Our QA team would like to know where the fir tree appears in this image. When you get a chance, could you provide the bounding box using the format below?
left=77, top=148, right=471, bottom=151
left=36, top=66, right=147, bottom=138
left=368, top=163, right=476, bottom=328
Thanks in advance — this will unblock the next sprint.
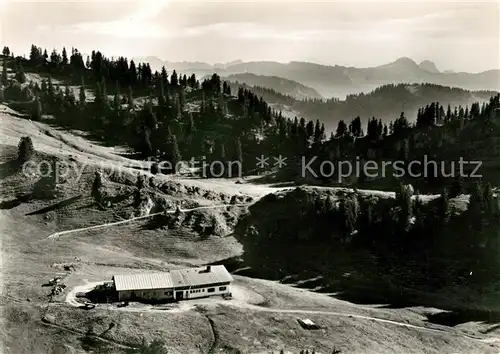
left=185, top=112, right=196, bottom=146
left=64, top=85, right=76, bottom=106
left=151, top=162, right=159, bottom=175
left=166, top=134, right=181, bottom=174
left=113, top=82, right=121, bottom=110
left=1, top=60, right=7, bottom=86
left=396, top=181, right=413, bottom=234
left=235, top=137, right=243, bottom=163
left=449, top=176, right=464, bottom=198
left=127, top=86, right=134, bottom=108
left=91, top=171, right=103, bottom=203
left=136, top=173, right=146, bottom=190
left=17, top=136, right=35, bottom=163
left=438, top=187, right=450, bottom=224
left=62, top=47, right=68, bottom=66
left=483, top=183, right=495, bottom=217
left=340, top=194, right=359, bottom=237
left=336, top=120, right=347, bottom=137
left=15, top=62, right=26, bottom=83
left=32, top=95, right=42, bottom=121
left=79, top=77, right=86, bottom=106
left=144, top=101, right=157, bottom=129
left=170, top=70, right=178, bottom=86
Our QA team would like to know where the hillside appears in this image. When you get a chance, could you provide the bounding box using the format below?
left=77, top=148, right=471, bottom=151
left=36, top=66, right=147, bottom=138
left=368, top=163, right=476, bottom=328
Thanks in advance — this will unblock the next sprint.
left=2, top=44, right=500, bottom=353
left=229, top=82, right=497, bottom=132
left=221, top=73, right=322, bottom=100
left=2, top=103, right=500, bottom=354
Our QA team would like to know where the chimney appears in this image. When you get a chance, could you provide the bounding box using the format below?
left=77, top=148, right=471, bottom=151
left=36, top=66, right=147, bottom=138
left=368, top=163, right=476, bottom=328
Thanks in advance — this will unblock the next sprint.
left=206, top=265, right=211, bottom=272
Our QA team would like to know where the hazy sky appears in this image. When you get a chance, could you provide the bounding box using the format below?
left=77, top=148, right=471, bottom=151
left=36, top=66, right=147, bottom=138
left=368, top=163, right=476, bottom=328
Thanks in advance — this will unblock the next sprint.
left=1, top=0, right=499, bottom=72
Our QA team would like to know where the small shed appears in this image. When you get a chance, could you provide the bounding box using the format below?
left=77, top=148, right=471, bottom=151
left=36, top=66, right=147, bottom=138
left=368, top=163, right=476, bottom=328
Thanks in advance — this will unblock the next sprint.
left=297, top=318, right=320, bottom=330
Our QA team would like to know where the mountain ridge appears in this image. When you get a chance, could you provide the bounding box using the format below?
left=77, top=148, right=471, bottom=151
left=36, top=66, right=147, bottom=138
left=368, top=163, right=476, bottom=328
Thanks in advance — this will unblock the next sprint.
left=219, top=73, right=323, bottom=100
left=133, top=56, right=499, bottom=99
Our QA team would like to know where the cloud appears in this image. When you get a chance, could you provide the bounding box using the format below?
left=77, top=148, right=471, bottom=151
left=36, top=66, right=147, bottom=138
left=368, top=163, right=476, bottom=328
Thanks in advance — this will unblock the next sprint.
left=2, top=0, right=498, bottom=72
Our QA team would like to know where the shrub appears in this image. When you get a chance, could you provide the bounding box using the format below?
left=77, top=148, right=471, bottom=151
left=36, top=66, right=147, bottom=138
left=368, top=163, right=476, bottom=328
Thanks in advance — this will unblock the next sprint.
left=17, top=136, right=34, bottom=163
left=32, top=96, right=42, bottom=120
left=151, top=162, right=159, bottom=175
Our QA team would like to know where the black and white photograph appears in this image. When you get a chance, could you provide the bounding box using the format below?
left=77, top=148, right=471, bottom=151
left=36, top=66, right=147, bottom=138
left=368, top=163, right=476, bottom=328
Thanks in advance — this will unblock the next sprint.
left=0, top=0, right=499, bottom=353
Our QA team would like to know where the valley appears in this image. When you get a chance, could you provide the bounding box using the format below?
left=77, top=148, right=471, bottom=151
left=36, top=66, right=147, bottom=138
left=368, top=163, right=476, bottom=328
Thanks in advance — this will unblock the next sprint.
left=1, top=88, right=499, bottom=353
left=1, top=15, right=500, bottom=353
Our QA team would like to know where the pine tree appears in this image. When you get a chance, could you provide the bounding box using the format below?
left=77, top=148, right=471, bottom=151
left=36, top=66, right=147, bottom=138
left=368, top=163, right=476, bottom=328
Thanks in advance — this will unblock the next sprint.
left=91, top=171, right=103, bottom=203
left=175, top=95, right=182, bottom=119
left=64, top=85, right=76, bottom=106
left=47, top=77, right=54, bottom=98
left=127, top=86, right=134, bottom=108
left=129, top=60, right=137, bottom=86
left=136, top=173, right=146, bottom=190
left=160, top=66, right=168, bottom=86
left=438, top=187, right=450, bottom=224
left=340, top=194, right=359, bottom=237
left=151, top=162, right=159, bottom=175
left=17, top=136, right=35, bottom=163
left=396, top=181, right=413, bottom=234
left=235, top=137, right=243, bottom=163
left=468, top=180, right=489, bottom=233
left=144, top=101, right=157, bottom=129
left=142, top=128, right=153, bottom=157
left=449, top=176, right=464, bottom=198
left=1, top=60, right=7, bottom=86
left=185, top=112, right=196, bottom=146
left=483, top=183, right=495, bottom=217
left=468, top=181, right=484, bottom=216
left=170, top=70, right=178, bottom=86
left=113, top=82, right=121, bottom=110
left=62, top=47, right=68, bottom=66
left=166, top=134, right=181, bottom=173
left=32, top=95, right=42, bottom=121
left=79, top=77, right=86, bottom=106
left=15, top=62, right=26, bottom=83
left=336, top=120, right=347, bottom=137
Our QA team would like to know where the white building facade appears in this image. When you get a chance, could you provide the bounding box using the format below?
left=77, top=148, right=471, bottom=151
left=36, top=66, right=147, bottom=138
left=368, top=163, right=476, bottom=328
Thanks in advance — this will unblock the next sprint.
left=112, top=265, right=233, bottom=302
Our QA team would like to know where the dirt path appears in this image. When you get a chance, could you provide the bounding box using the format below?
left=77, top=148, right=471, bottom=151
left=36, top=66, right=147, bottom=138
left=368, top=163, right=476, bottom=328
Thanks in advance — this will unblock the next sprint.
left=204, top=315, right=219, bottom=354
left=224, top=301, right=500, bottom=344
left=46, top=203, right=252, bottom=240
left=64, top=280, right=500, bottom=345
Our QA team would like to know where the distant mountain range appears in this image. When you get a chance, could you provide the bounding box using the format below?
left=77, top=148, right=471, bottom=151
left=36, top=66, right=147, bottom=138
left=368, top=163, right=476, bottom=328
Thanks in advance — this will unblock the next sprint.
left=228, top=82, right=498, bottom=133
left=218, top=73, right=322, bottom=100
left=132, top=56, right=500, bottom=99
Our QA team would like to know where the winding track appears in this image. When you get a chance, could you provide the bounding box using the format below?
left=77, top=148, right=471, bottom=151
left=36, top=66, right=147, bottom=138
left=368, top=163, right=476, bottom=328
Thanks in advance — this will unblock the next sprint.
left=46, top=203, right=252, bottom=240
left=64, top=281, right=500, bottom=345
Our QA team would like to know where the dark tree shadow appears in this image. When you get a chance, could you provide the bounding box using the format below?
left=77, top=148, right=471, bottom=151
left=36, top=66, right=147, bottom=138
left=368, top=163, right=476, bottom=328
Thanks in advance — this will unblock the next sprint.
left=0, top=193, right=32, bottom=210
left=0, top=199, right=22, bottom=210
left=25, top=195, right=83, bottom=215
left=425, top=309, right=500, bottom=327
left=0, top=160, right=21, bottom=180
